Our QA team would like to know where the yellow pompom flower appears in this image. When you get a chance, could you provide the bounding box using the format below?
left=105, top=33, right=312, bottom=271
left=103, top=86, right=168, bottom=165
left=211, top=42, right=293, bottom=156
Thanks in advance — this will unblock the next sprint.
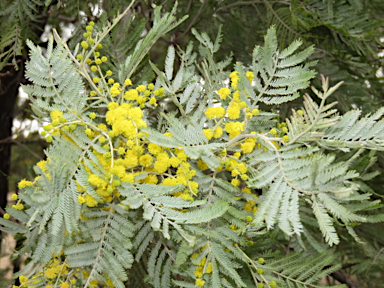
left=101, top=56, right=108, bottom=62
left=224, top=122, right=244, bottom=138
left=240, top=142, right=255, bottom=154
left=283, top=135, right=289, bottom=142
left=230, top=71, right=239, bottom=89
left=125, top=79, right=132, bottom=86
left=44, top=268, right=58, bottom=279
left=148, top=143, right=162, bottom=155
left=124, top=89, right=138, bottom=101
left=85, top=128, right=94, bottom=137
left=205, top=106, right=225, bottom=119
left=227, top=102, right=241, bottom=119
left=169, top=157, right=181, bottom=168
left=231, top=178, right=240, bottom=187
left=108, top=78, right=115, bottom=85
left=78, top=195, right=85, bottom=204
left=213, top=126, right=223, bottom=138
left=252, top=108, right=259, bottom=116
left=84, top=194, right=98, bottom=207
left=11, top=194, right=18, bottom=200
left=18, top=179, right=33, bottom=189
left=194, top=267, right=203, bottom=278
left=3, top=213, right=10, bottom=219
left=81, top=41, right=89, bottom=49
left=246, top=71, right=254, bottom=82
left=136, top=85, right=146, bottom=92
left=217, top=87, right=231, bottom=99
left=206, top=262, right=213, bottom=273
left=19, top=275, right=28, bottom=284
left=203, top=129, right=214, bottom=140
left=197, top=159, right=208, bottom=170
left=139, top=154, right=154, bottom=167
left=149, top=97, right=157, bottom=105
left=196, top=279, right=205, bottom=286
left=60, top=281, right=70, bottom=288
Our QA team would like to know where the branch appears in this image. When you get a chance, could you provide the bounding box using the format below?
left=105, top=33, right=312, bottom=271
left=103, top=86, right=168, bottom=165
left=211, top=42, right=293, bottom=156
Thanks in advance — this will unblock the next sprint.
left=175, top=0, right=208, bottom=40
left=330, top=269, right=360, bottom=288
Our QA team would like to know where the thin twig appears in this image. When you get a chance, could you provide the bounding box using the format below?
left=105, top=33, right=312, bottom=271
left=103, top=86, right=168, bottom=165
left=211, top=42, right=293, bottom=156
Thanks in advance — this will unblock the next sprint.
left=12, top=140, right=43, bottom=160
left=175, top=0, right=208, bottom=40
left=262, top=0, right=301, bottom=37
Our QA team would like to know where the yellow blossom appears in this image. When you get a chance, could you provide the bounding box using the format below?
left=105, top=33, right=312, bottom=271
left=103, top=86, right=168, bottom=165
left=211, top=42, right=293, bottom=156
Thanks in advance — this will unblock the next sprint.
left=149, top=97, right=157, bottom=105
left=44, top=268, right=57, bottom=279
left=139, top=154, right=154, bottom=167
left=224, top=122, right=244, bottom=138
left=78, top=195, right=85, bottom=204
left=197, top=159, right=208, bottom=170
left=125, top=79, right=132, bottom=86
left=213, top=126, right=223, bottom=138
left=205, top=106, right=225, bottom=119
left=84, top=194, right=98, bottom=207
left=206, top=262, right=213, bottom=273
left=230, top=71, right=239, bottom=89
left=19, top=275, right=28, bottom=284
left=194, top=266, right=203, bottom=278
left=124, top=89, right=138, bottom=101
left=252, top=108, right=259, bottom=116
left=195, top=278, right=205, bottom=286
left=217, top=87, right=231, bottom=99
left=227, top=102, right=241, bottom=119
left=141, top=174, right=158, bottom=184
left=18, top=179, right=33, bottom=189
left=246, top=71, right=254, bottom=82
left=60, top=281, right=70, bottom=288
left=137, top=85, right=146, bottom=92
left=240, top=142, right=255, bottom=154
left=169, top=157, right=181, bottom=168
left=12, top=203, right=24, bottom=210
left=203, top=129, right=213, bottom=140
left=269, top=128, right=277, bottom=135
left=231, top=178, right=240, bottom=187
left=148, top=143, right=162, bottom=155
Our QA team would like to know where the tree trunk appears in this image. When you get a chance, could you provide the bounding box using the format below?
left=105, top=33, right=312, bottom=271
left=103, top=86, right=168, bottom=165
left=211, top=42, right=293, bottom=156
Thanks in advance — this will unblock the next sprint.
left=0, top=59, right=25, bottom=212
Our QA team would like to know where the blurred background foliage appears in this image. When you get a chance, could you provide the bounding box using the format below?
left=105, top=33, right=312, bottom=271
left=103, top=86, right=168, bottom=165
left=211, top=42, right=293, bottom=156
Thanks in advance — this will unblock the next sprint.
left=1, top=0, right=384, bottom=286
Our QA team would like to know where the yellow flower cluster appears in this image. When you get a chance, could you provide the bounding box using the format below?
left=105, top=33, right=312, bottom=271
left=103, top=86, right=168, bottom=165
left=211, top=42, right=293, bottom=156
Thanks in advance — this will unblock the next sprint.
left=205, top=106, right=225, bottom=119
left=106, top=103, right=147, bottom=139
left=14, top=259, right=75, bottom=288
left=230, top=71, right=239, bottom=89
left=18, top=179, right=33, bottom=189
left=242, top=187, right=258, bottom=213
left=240, top=134, right=260, bottom=154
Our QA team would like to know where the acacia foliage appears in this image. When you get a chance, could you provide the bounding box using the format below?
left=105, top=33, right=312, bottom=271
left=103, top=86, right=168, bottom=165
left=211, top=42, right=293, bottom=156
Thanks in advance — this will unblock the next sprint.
left=2, top=1, right=384, bottom=288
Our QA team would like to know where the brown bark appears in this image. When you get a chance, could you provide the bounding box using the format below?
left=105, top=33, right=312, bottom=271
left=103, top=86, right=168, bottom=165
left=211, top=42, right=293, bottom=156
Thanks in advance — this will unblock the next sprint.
left=0, top=59, right=25, bottom=211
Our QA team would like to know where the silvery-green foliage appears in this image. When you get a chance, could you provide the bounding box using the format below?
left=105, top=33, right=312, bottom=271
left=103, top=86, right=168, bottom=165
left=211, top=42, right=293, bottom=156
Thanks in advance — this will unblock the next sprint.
left=1, top=4, right=383, bottom=288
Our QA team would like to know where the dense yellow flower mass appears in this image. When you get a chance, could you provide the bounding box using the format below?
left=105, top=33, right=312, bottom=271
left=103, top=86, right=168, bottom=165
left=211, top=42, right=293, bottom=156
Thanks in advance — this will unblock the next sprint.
left=205, top=106, right=225, bottom=119
left=11, top=29, right=294, bottom=287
